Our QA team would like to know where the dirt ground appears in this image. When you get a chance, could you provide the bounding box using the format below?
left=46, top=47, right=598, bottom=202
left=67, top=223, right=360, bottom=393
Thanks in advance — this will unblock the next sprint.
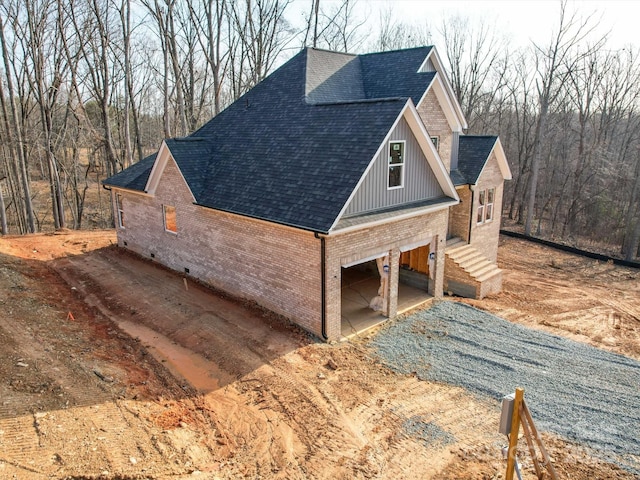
left=0, top=231, right=637, bottom=479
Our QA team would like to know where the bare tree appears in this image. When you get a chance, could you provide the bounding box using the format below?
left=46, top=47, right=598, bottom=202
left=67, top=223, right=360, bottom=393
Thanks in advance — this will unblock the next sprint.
left=0, top=10, right=36, bottom=233
left=438, top=14, right=507, bottom=129
left=228, top=0, right=294, bottom=98
left=524, top=1, right=605, bottom=235
left=373, top=5, right=431, bottom=52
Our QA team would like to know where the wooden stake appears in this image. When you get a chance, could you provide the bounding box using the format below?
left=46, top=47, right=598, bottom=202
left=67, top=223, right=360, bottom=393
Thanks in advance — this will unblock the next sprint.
left=519, top=401, right=544, bottom=479
left=505, top=387, right=524, bottom=480
left=183, top=277, right=188, bottom=291
left=521, top=401, right=559, bottom=480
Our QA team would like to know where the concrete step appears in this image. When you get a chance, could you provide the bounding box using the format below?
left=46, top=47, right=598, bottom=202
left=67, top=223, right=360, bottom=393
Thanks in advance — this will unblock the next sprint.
left=446, top=243, right=473, bottom=256
left=476, top=267, right=503, bottom=283
left=452, top=249, right=483, bottom=265
left=446, top=237, right=465, bottom=247
left=469, top=262, right=499, bottom=279
left=464, top=259, right=493, bottom=275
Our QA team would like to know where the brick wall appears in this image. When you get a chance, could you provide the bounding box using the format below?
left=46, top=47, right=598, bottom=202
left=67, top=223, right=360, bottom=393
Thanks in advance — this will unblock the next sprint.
left=448, top=186, right=472, bottom=241
left=113, top=157, right=323, bottom=337
left=417, top=89, right=453, bottom=172
left=114, top=156, right=450, bottom=342
left=469, top=152, right=505, bottom=263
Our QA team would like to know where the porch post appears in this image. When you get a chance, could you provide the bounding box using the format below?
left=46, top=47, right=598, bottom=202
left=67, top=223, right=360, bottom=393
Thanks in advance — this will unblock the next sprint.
left=387, top=248, right=400, bottom=318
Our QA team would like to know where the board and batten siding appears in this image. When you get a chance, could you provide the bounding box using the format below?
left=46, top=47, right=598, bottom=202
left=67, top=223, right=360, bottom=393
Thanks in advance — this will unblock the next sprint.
left=344, top=117, right=444, bottom=216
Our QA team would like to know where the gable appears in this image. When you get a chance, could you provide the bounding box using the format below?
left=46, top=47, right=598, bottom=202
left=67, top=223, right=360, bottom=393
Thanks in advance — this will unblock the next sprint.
left=456, top=136, right=511, bottom=185
left=343, top=116, right=444, bottom=216
left=145, top=141, right=196, bottom=202
left=337, top=102, right=458, bottom=228
left=417, top=48, right=467, bottom=131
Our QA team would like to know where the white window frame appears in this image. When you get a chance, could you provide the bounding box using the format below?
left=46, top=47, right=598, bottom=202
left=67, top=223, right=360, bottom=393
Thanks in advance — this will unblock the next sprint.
left=485, top=188, right=495, bottom=222
left=163, top=205, right=177, bottom=233
left=477, top=190, right=485, bottom=224
left=115, top=193, right=125, bottom=228
left=430, top=136, right=440, bottom=152
left=388, top=140, right=405, bottom=190
left=477, top=188, right=495, bottom=224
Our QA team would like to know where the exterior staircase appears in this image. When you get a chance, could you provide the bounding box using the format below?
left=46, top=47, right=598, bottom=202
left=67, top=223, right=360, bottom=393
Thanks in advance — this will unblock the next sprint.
left=444, top=238, right=503, bottom=299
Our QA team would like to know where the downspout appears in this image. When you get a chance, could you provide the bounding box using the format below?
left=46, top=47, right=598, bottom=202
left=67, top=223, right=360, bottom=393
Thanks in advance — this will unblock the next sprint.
left=315, top=232, right=328, bottom=340
left=467, top=186, right=474, bottom=244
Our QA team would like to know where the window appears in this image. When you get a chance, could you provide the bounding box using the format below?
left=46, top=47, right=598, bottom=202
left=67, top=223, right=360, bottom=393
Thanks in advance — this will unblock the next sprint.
left=486, top=188, right=495, bottom=222
left=115, top=193, right=125, bottom=228
left=163, top=205, right=177, bottom=233
left=430, top=136, right=440, bottom=152
left=477, top=190, right=485, bottom=224
left=477, top=188, right=495, bottom=224
left=388, top=141, right=405, bottom=189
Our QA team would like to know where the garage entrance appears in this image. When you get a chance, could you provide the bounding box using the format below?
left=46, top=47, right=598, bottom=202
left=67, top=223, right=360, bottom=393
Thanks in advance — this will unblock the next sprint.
left=341, top=260, right=387, bottom=338
left=340, top=244, right=434, bottom=339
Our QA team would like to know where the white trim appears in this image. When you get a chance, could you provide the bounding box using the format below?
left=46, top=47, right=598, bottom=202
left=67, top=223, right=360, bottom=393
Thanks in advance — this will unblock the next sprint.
left=342, top=251, right=387, bottom=268
left=110, top=186, right=152, bottom=197
left=418, top=73, right=465, bottom=132
left=417, top=48, right=435, bottom=73
left=387, top=139, right=406, bottom=190
left=330, top=198, right=458, bottom=236
left=399, top=238, right=432, bottom=253
left=145, top=141, right=197, bottom=202
left=421, top=48, right=468, bottom=130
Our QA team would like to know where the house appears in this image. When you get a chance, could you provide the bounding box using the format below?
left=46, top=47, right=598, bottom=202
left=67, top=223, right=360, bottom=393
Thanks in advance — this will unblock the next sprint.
left=104, top=46, right=511, bottom=341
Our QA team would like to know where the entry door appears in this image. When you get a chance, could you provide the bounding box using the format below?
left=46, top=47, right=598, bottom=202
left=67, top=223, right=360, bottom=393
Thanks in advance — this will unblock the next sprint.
left=399, top=245, right=430, bottom=275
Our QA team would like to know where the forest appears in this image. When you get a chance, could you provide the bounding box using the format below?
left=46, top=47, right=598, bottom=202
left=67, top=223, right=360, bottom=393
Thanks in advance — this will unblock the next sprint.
left=1, top=0, right=639, bottom=260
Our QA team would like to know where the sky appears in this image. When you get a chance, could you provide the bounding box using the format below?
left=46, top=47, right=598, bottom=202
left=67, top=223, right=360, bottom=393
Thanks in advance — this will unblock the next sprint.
left=288, top=0, right=640, bottom=51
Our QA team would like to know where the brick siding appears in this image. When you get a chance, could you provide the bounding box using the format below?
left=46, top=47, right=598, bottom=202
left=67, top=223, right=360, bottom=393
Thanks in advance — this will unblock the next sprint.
left=417, top=90, right=453, bottom=172
left=469, top=151, right=504, bottom=263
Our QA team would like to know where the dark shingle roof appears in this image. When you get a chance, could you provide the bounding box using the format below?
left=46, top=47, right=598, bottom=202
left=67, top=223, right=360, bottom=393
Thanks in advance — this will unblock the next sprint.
left=360, top=47, right=435, bottom=104
left=105, top=47, right=442, bottom=233
left=105, top=153, right=157, bottom=191
left=455, top=135, right=498, bottom=185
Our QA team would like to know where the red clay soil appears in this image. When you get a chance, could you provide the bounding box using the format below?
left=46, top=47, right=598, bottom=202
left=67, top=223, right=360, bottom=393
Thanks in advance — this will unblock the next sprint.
left=0, top=230, right=637, bottom=479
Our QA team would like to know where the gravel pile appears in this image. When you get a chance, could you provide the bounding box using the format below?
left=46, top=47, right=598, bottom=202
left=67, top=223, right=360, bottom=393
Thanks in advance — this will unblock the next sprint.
left=369, top=301, right=640, bottom=473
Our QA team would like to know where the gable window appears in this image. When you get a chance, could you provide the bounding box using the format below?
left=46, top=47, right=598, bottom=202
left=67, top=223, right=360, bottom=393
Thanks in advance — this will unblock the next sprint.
left=477, top=188, right=495, bottom=224
left=388, top=141, right=405, bottom=189
left=430, top=136, right=440, bottom=152
left=163, top=205, right=177, bottom=233
left=115, top=193, right=125, bottom=228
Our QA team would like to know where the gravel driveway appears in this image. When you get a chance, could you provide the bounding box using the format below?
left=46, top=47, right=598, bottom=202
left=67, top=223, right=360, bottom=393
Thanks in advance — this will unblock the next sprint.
left=369, top=301, right=640, bottom=474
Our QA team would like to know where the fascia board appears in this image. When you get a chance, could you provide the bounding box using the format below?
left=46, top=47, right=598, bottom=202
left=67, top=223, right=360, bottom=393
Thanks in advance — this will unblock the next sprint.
left=144, top=141, right=169, bottom=194
left=493, top=137, right=512, bottom=180
left=404, top=101, right=459, bottom=201
left=424, top=48, right=468, bottom=130
left=330, top=198, right=458, bottom=236
left=426, top=74, right=465, bottom=133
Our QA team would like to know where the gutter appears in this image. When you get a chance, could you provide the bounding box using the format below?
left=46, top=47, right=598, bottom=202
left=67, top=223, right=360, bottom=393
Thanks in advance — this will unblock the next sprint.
left=467, top=186, right=474, bottom=243
left=314, top=232, right=328, bottom=340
